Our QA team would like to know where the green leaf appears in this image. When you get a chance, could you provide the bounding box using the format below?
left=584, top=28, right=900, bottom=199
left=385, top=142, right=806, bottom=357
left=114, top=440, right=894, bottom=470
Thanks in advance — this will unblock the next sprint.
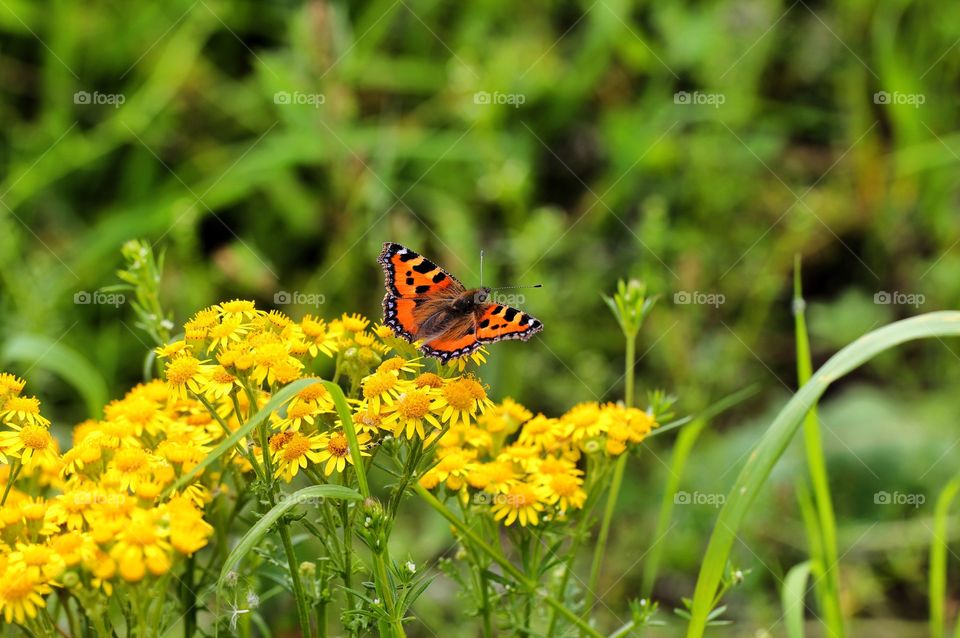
left=686, top=311, right=960, bottom=638
left=782, top=561, right=814, bottom=638
left=165, top=377, right=323, bottom=496
left=1, top=334, right=109, bottom=416
left=930, top=476, right=960, bottom=638
left=217, top=484, right=361, bottom=590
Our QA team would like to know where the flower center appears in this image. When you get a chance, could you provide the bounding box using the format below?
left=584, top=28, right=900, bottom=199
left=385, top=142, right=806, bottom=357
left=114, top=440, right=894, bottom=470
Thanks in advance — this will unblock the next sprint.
left=21, top=425, right=51, bottom=450
left=327, top=433, right=349, bottom=458
left=397, top=391, right=431, bottom=418
left=281, top=433, right=311, bottom=461
left=165, top=357, right=200, bottom=385
left=363, top=372, right=396, bottom=399
left=442, top=382, right=475, bottom=411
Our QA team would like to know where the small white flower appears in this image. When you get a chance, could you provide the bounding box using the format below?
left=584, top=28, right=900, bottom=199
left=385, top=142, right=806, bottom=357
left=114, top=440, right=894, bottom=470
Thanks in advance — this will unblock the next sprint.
left=406, top=561, right=416, bottom=574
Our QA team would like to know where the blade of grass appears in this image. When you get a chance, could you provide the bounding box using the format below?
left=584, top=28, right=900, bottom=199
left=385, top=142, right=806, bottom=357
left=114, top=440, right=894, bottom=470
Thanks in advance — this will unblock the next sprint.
left=642, top=384, right=760, bottom=595
left=793, top=256, right=844, bottom=637
left=217, top=484, right=362, bottom=589
left=782, top=561, right=814, bottom=638
left=686, top=311, right=960, bottom=638
left=930, top=475, right=960, bottom=638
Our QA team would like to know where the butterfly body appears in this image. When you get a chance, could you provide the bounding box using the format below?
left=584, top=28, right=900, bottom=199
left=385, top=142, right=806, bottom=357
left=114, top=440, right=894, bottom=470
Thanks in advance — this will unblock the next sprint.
left=379, top=242, right=542, bottom=362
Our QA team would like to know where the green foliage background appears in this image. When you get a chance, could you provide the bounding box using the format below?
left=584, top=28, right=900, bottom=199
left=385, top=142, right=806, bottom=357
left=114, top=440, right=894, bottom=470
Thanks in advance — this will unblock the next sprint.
left=2, top=0, right=959, bottom=635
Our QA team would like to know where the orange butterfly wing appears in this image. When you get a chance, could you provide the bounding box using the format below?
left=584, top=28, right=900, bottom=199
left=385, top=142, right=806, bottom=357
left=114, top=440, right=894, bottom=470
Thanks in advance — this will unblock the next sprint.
left=379, top=242, right=463, bottom=299
left=475, top=303, right=543, bottom=344
left=379, top=242, right=543, bottom=362
left=379, top=242, right=464, bottom=342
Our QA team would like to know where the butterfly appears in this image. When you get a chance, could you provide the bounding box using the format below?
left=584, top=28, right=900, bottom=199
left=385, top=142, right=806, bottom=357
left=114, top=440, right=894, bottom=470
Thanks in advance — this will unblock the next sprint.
left=378, top=242, right=543, bottom=362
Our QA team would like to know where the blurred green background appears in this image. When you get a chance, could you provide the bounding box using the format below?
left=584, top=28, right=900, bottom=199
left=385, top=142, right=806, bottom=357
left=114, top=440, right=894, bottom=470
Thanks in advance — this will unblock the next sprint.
left=3, top=0, right=960, bottom=635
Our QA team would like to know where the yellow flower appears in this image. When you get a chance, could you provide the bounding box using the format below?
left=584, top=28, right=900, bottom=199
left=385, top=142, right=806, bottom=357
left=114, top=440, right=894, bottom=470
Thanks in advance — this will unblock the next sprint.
left=490, top=481, right=549, bottom=527
left=1, top=396, right=50, bottom=427
left=109, top=447, right=155, bottom=491
left=479, top=398, right=531, bottom=435
left=272, top=432, right=326, bottom=482
left=10, top=542, right=65, bottom=581
left=0, top=424, right=60, bottom=469
left=542, top=472, right=586, bottom=513
left=207, top=316, right=248, bottom=351
left=202, top=366, right=239, bottom=401
left=301, top=315, right=337, bottom=357
left=110, top=508, right=172, bottom=582
left=361, top=371, right=402, bottom=412
left=250, top=341, right=304, bottom=386
left=339, top=312, right=370, bottom=333
left=0, top=373, right=26, bottom=399
left=50, top=531, right=95, bottom=567
left=466, top=460, right=518, bottom=494
left=377, top=357, right=420, bottom=375
left=315, top=430, right=369, bottom=476
left=517, top=414, right=561, bottom=450
left=432, top=448, right=475, bottom=491
left=443, top=347, right=488, bottom=372
left=562, top=402, right=604, bottom=442
left=166, top=497, right=213, bottom=555
left=0, top=563, right=51, bottom=624
left=381, top=387, right=442, bottom=440
left=432, top=377, right=491, bottom=428
left=165, top=355, right=213, bottom=400
left=218, top=299, right=259, bottom=319
left=154, top=340, right=189, bottom=359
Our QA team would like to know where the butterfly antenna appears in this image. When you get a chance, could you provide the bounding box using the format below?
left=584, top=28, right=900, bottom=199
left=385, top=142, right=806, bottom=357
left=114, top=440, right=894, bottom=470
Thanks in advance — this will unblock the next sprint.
left=488, top=283, right=543, bottom=290
left=480, top=250, right=484, bottom=289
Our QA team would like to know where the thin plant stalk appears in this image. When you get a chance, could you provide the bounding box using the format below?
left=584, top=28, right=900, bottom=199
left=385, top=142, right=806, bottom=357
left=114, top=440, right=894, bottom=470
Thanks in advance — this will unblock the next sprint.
left=793, top=257, right=844, bottom=637
left=585, top=330, right=635, bottom=622
left=414, top=483, right=605, bottom=638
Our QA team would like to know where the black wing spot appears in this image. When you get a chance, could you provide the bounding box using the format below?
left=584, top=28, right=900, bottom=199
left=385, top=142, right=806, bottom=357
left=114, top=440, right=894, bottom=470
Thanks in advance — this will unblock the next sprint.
left=415, top=285, right=432, bottom=294
left=490, top=306, right=503, bottom=316
left=519, top=313, right=530, bottom=324
left=398, top=251, right=418, bottom=262
left=432, top=271, right=446, bottom=283
left=406, top=277, right=414, bottom=285
left=412, top=260, right=436, bottom=274
left=479, top=318, right=490, bottom=329
left=503, top=308, right=519, bottom=322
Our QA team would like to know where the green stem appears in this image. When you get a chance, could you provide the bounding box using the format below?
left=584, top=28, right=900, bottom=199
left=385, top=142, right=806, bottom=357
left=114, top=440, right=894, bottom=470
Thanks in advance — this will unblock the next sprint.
left=584, top=454, right=627, bottom=626
left=624, top=333, right=636, bottom=409
left=794, top=257, right=844, bottom=637
left=254, top=406, right=313, bottom=638
left=414, top=484, right=604, bottom=638
left=1, top=461, right=22, bottom=505
left=323, top=381, right=405, bottom=636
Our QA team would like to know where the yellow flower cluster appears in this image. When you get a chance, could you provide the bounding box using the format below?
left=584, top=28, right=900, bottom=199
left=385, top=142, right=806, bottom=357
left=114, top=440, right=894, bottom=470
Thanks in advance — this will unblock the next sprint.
left=155, top=301, right=492, bottom=484
left=0, top=374, right=213, bottom=625
left=421, top=400, right=656, bottom=527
